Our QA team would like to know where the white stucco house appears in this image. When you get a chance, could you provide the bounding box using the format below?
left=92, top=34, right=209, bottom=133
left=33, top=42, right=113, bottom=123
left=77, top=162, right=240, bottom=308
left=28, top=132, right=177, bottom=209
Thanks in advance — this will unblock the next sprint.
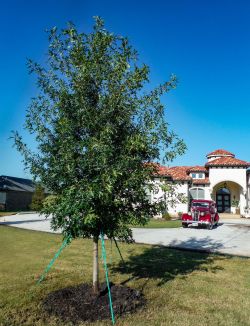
left=149, top=149, right=250, bottom=216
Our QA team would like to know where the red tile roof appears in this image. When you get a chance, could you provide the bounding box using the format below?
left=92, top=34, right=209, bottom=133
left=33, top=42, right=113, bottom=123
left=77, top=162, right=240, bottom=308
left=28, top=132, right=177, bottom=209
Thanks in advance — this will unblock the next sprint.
left=206, top=149, right=235, bottom=157
left=155, top=165, right=171, bottom=176
left=151, top=150, right=249, bottom=182
left=206, top=157, right=250, bottom=167
left=155, top=165, right=192, bottom=181
left=192, top=177, right=210, bottom=185
left=188, top=166, right=208, bottom=172
left=155, top=165, right=210, bottom=181
left=168, top=167, right=192, bottom=181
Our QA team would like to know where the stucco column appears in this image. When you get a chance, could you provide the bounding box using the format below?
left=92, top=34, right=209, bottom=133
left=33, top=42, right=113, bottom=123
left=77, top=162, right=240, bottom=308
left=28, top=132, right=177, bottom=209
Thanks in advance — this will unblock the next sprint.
left=240, top=189, right=246, bottom=215
left=208, top=187, right=213, bottom=200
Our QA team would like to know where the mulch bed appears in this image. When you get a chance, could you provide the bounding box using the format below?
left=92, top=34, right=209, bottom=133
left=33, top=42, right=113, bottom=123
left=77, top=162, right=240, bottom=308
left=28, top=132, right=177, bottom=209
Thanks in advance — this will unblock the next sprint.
left=43, top=282, right=146, bottom=323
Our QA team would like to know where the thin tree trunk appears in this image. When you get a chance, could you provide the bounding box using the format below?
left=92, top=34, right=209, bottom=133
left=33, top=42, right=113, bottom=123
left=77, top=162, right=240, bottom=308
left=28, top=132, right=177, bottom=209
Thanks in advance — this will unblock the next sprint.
left=93, top=237, right=99, bottom=294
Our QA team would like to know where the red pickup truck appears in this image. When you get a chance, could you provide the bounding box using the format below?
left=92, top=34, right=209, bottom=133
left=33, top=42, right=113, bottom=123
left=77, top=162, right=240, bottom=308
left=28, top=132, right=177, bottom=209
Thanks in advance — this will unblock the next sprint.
left=182, top=200, right=219, bottom=230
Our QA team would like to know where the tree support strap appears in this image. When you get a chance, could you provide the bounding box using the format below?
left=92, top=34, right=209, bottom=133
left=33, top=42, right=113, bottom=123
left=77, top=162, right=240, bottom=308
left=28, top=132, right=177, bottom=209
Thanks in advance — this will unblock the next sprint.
left=100, top=232, right=115, bottom=325
left=113, top=237, right=126, bottom=266
left=37, top=235, right=72, bottom=284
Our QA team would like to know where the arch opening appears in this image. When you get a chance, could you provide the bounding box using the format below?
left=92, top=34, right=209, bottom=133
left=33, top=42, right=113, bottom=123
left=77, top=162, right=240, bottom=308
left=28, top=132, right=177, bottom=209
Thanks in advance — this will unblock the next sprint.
left=212, top=181, right=243, bottom=214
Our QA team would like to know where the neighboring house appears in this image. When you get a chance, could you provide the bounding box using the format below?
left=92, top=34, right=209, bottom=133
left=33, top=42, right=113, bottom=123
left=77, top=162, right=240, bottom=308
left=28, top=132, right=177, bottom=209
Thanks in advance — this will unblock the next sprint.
left=0, top=176, right=35, bottom=211
left=150, top=149, right=250, bottom=215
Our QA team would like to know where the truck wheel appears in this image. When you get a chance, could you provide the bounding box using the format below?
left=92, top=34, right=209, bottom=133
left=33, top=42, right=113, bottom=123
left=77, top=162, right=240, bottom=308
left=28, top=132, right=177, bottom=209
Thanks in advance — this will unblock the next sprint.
left=215, top=214, right=219, bottom=226
left=207, top=222, right=213, bottom=230
left=182, top=223, right=188, bottom=228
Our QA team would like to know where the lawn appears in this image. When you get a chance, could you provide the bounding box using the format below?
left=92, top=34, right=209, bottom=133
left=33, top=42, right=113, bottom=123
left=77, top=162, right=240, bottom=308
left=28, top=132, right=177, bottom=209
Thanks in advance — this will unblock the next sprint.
left=133, top=218, right=181, bottom=228
left=1, top=226, right=250, bottom=326
left=0, top=211, right=17, bottom=217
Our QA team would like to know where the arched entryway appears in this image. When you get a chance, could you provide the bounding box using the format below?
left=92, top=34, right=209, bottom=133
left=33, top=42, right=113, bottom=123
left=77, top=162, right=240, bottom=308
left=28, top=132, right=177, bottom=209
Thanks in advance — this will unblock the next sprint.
left=216, top=187, right=231, bottom=213
left=212, top=181, right=244, bottom=214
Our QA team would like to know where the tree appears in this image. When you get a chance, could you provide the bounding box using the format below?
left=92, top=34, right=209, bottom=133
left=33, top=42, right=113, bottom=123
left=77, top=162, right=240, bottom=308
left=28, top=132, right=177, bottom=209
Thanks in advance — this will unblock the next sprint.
left=30, top=183, right=45, bottom=211
left=14, top=17, right=186, bottom=293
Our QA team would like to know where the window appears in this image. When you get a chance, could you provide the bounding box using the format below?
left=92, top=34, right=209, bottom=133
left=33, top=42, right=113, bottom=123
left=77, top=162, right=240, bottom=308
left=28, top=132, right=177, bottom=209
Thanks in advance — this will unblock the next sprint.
left=189, top=187, right=205, bottom=200
left=192, top=202, right=209, bottom=208
left=197, top=188, right=205, bottom=198
left=191, top=173, right=204, bottom=179
left=217, top=187, right=230, bottom=194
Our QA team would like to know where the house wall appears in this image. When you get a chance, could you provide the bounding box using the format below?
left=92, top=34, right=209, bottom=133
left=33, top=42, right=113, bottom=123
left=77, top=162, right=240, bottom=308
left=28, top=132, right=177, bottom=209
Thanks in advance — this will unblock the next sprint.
left=5, top=191, right=33, bottom=211
left=247, top=172, right=250, bottom=208
left=150, top=179, right=189, bottom=216
left=0, top=191, right=7, bottom=210
left=209, top=167, right=247, bottom=190
left=204, top=185, right=211, bottom=199
left=168, top=182, right=189, bottom=215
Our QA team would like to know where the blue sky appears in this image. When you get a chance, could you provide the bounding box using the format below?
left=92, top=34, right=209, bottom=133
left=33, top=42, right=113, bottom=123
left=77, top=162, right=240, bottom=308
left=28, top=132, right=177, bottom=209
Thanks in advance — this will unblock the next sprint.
left=1, top=0, right=250, bottom=178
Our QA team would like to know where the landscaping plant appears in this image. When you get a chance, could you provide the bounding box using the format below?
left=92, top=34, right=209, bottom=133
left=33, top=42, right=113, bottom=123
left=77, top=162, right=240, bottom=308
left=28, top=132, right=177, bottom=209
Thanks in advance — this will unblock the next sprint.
left=30, top=183, right=46, bottom=211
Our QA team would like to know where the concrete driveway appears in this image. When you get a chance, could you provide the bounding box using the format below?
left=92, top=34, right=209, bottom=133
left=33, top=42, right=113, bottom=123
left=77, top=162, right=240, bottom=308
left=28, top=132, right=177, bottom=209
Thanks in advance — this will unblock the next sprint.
left=1, top=213, right=250, bottom=257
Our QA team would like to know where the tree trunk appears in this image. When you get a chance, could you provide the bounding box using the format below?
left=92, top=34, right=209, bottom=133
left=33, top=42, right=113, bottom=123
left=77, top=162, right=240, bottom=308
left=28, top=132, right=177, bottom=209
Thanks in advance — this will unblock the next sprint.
left=93, top=237, right=99, bottom=294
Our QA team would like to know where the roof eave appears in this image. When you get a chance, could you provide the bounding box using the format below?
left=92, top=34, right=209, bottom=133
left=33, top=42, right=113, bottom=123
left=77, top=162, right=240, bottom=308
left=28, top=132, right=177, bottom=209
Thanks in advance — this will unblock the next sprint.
left=206, top=164, right=249, bottom=168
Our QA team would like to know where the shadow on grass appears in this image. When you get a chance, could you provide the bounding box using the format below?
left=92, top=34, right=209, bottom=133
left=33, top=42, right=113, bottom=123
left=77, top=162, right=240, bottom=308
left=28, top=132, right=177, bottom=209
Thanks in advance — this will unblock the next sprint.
left=112, top=238, right=226, bottom=286
left=0, top=219, right=46, bottom=225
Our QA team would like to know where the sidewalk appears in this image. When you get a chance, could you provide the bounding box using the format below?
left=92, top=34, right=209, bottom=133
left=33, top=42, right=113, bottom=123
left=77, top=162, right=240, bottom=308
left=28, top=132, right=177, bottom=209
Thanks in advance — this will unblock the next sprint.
left=219, top=213, right=242, bottom=219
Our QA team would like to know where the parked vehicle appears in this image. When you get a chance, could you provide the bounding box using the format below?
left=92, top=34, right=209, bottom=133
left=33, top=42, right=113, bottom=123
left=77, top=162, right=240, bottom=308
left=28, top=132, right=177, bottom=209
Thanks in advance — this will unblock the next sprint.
left=182, top=200, right=219, bottom=230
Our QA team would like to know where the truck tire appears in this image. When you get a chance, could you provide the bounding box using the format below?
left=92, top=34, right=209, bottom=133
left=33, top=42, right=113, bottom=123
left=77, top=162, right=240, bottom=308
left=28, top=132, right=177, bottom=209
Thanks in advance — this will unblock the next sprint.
left=207, top=222, right=213, bottom=230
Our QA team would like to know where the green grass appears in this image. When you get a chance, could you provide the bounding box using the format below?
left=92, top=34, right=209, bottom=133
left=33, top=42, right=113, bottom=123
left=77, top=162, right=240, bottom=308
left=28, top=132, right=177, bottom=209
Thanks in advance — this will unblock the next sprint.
left=1, top=226, right=250, bottom=326
left=133, top=219, right=181, bottom=228
left=0, top=211, right=17, bottom=217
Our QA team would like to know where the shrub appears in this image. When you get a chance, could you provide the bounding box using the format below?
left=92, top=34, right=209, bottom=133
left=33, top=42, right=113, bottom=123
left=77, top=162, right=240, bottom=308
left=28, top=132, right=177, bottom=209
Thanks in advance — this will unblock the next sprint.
left=177, top=212, right=183, bottom=219
left=30, top=184, right=45, bottom=211
left=162, top=212, right=172, bottom=220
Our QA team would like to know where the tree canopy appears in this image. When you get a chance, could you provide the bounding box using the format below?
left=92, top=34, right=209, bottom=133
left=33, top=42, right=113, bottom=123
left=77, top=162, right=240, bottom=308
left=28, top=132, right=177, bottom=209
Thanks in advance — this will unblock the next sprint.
left=14, top=17, right=186, bottom=291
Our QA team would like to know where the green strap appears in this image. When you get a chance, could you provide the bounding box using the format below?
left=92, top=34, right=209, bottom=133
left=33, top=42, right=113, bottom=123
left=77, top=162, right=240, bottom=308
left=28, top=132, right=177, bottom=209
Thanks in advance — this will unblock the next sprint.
left=113, top=238, right=126, bottom=266
left=100, top=232, right=115, bottom=325
left=110, top=238, right=113, bottom=265
left=37, top=235, right=72, bottom=284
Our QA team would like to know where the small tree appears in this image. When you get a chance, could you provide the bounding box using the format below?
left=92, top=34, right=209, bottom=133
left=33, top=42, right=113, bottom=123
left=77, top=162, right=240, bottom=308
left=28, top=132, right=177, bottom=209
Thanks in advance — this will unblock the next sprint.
left=30, top=183, right=45, bottom=211
left=14, top=17, right=186, bottom=293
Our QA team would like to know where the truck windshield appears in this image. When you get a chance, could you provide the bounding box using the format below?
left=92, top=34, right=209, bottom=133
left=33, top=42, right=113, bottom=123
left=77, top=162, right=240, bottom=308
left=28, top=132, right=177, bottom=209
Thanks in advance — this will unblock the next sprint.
left=192, top=202, right=209, bottom=208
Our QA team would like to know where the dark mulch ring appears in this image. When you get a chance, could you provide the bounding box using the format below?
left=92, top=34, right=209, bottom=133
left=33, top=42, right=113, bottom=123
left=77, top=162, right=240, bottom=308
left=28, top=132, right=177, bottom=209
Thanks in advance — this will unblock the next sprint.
left=43, top=282, right=146, bottom=324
